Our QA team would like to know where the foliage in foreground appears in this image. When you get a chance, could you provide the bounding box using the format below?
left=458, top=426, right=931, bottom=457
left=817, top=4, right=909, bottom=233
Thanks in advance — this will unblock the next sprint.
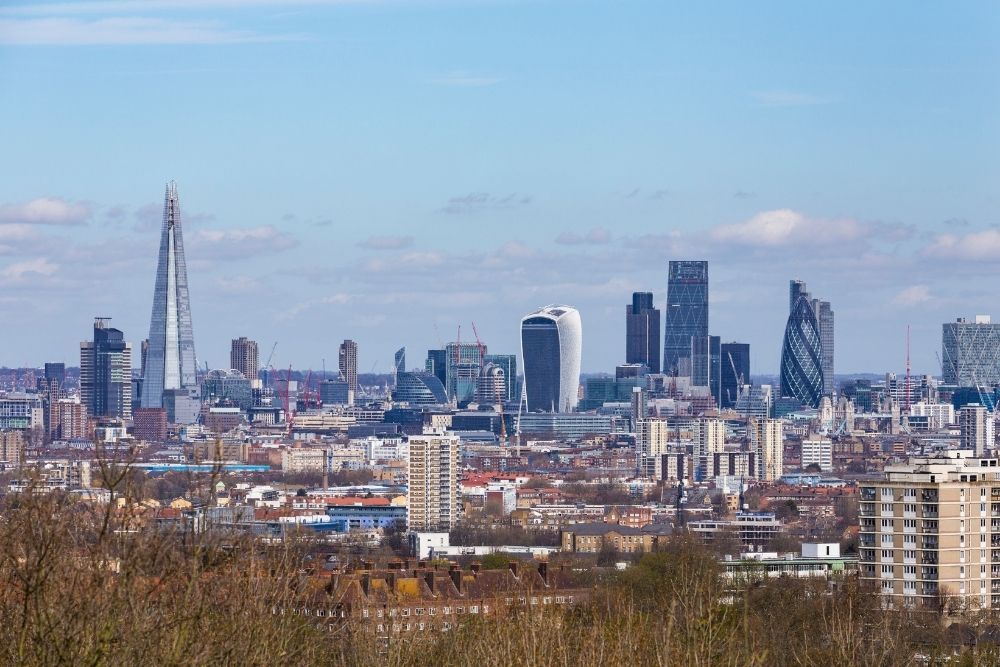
left=1, top=490, right=999, bottom=666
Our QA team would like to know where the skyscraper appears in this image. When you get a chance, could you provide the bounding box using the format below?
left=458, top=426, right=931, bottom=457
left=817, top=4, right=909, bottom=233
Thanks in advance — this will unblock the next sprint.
left=690, top=334, right=721, bottom=405
left=141, top=181, right=198, bottom=410
left=425, top=349, right=448, bottom=388
left=942, top=316, right=1000, bottom=386
left=483, top=353, right=517, bottom=402
left=444, top=342, right=485, bottom=404
left=663, top=261, right=708, bottom=377
left=230, top=337, right=259, bottom=386
left=959, top=404, right=994, bottom=455
left=626, top=292, right=660, bottom=373
left=394, top=347, right=406, bottom=376
left=520, top=305, right=582, bottom=413
left=720, top=342, right=750, bottom=409
left=779, top=292, right=824, bottom=408
left=339, top=340, right=358, bottom=394
left=788, top=280, right=834, bottom=395
left=80, top=317, right=133, bottom=420
left=407, top=431, right=461, bottom=531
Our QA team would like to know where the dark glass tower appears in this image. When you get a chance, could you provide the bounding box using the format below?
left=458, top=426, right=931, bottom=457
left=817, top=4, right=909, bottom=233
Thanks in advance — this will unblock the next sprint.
left=520, top=305, right=582, bottom=413
left=780, top=295, right=824, bottom=408
left=81, top=318, right=133, bottom=419
left=626, top=292, right=661, bottom=373
left=663, top=261, right=708, bottom=377
left=425, top=349, right=448, bottom=388
left=141, top=182, right=197, bottom=409
left=720, top=342, right=750, bottom=409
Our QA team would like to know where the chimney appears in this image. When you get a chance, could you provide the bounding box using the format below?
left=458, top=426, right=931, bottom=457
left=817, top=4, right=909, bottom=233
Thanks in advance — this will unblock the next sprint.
left=508, top=561, right=519, bottom=578
left=361, top=573, right=371, bottom=595
left=449, top=565, right=463, bottom=593
left=387, top=572, right=396, bottom=591
left=538, top=561, right=548, bottom=585
left=424, top=570, right=435, bottom=593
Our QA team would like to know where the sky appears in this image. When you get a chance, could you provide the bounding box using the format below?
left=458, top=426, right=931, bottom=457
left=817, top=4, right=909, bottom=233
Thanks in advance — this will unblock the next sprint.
left=1, top=1, right=998, bottom=376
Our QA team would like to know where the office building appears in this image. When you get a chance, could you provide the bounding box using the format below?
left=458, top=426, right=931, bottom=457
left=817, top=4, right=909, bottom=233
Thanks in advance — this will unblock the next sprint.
left=201, top=369, right=253, bottom=410
left=474, top=363, right=506, bottom=404
left=425, top=349, right=448, bottom=388
left=483, top=354, right=517, bottom=402
left=141, top=181, right=199, bottom=411
left=720, top=342, right=750, bottom=410
left=392, top=372, right=448, bottom=405
left=520, top=305, right=582, bottom=413
left=80, top=318, right=133, bottom=420
left=734, top=384, right=773, bottom=420
left=37, top=362, right=65, bottom=440
left=230, top=337, right=259, bottom=387
left=394, top=347, right=406, bottom=375
left=751, top=418, right=783, bottom=481
left=959, top=405, right=994, bottom=456
left=407, top=431, right=461, bottom=531
left=691, top=335, right=721, bottom=406
left=942, top=316, right=1000, bottom=387
left=320, top=379, right=352, bottom=406
left=780, top=288, right=825, bottom=408
left=517, top=413, right=618, bottom=439
left=339, top=340, right=358, bottom=394
left=0, top=394, right=43, bottom=432
left=444, top=342, right=484, bottom=404
left=788, top=280, right=834, bottom=396
left=626, top=292, right=660, bottom=373
left=859, top=453, right=1000, bottom=610
left=663, top=261, right=708, bottom=377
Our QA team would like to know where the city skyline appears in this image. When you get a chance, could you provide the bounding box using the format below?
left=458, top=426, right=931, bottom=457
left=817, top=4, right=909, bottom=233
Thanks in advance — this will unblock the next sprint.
left=1, top=2, right=998, bottom=374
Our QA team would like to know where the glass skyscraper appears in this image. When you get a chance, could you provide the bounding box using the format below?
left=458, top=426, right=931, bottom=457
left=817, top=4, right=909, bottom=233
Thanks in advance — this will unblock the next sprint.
left=626, top=291, right=660, bottom=373
left=483, top=353, right=518, bottom=402
left=789, top=279, right=834, bottom=396
left=942, top=316, right=1000, bottom=386
left=663, top=261, right=708, bottom=377
left=780, top=294, right=824, bottom=408
left=141, top=181, right=198, bottom=410
left=520, top=305, right=582, bottom=413
left=720, top=342, right=750, bottom=409
left=81, top=318, right=133, bottom=419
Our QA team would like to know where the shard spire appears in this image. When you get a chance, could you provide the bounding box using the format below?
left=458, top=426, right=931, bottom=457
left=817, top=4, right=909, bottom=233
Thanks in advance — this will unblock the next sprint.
left=141, top=181, right=197, bottom=409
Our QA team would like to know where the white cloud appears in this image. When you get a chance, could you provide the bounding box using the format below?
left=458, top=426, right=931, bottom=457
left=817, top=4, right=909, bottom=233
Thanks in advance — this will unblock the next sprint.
left=1, top=258, right=58, bottom=281
left=0, top=17, right=302, bottom=45
left=0, top=197, right=90, bottom=225
left=892, top=285, right=932, bottom=306
left=190, top=225, right=297, bottom=259
left=923, top=229, right=1000, bottom=261
left=710, top=209, right=866, bottom=247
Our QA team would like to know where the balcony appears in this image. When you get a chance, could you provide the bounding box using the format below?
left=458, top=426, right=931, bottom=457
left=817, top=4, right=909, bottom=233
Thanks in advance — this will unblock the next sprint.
left=921, top=554, right=938, bottom=565
left=859, top=504, right=875, bottom=517
left=860, top=537, right=876, bottom=547
left=921, top=491, right=939, bottom=503
left=921, top=540, right=939, bottom=550
left=861, top=488, right=876, bottom=501
left=922, top=506, right=938, bottom=518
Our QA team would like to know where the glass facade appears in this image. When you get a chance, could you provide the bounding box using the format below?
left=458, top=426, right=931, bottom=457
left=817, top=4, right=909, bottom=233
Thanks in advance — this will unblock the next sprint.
left=520, top=306, right=582, bottom=413
left=691, top=335, right=721, bottom=405
left=425, top=349, right=448, bottom=388
left=780, top=295, right=824, bottom=408
left=626, top=291, right=661, bottom=374
left=201, top=369, right=253, bottom=410
left=942, top=317, right=1000, bottom=386
left=81, top=319, right=133, bottom=420
left=142, top=182, right=198, bottom=409
left=720, top=342, right=750, bottom=409
left=483, top=353, right=518, bottom=402
left=392, top=372, right=448, bottom=404
left=663, top=261, right=708, bottom=377
left=444, top=342, right=484, bottom=403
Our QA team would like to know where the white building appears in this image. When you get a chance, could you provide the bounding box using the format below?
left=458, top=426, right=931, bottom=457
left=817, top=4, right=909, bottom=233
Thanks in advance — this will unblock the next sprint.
left=520, top=305, right=582, bottom=413
left=800, top=438, right=833, bottom=471
left=959, top=404, right=994, bottom=456
left=910, top=401, right=955, bottom=430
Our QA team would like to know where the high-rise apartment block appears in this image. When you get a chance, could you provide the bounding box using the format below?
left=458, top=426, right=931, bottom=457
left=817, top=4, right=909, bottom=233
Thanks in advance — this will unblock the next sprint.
left=51, top=398, right=88, bottom=441
left=959, top=405, right=994, bottom=456
left=751, top=418, right=783, bottom=481
left=942, top=316, right=1000, bottom=387
left=407, top=431, right=461, bottom=531
left=859, top=453, right=1000, bottom=610
left=230, top=337, right=259, bottom=387
left=0, top=430, right=25, bottom=465
left=80, top=318, right=133, bottom=420
left=142, top=182, right=199, bottom=411
left=626, top=292, right=660, bottom=374
left=521, top=305, right=582, bottom=413
left=720, top=342, right=750, bottom=409
left=339, top=339, right=358, bottom=394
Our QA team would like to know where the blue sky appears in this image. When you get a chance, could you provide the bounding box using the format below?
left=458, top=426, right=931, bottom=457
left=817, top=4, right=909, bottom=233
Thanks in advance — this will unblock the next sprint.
left=1, top=1, right=998, bottom=375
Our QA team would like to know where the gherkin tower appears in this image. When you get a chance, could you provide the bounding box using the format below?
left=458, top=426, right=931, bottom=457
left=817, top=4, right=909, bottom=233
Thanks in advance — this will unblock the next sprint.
left=779, top=295, right=824, bottom=408
left=141, top=181, right=198, bottom=409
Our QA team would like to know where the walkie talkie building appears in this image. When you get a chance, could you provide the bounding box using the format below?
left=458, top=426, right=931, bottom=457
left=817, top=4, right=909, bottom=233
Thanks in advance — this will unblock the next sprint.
left=141, top=181, right=198, bottom=410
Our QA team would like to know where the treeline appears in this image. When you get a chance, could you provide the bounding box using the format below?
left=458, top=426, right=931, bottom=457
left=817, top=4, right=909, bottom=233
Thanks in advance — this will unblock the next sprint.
left=0, top=487, right=998, bottom=665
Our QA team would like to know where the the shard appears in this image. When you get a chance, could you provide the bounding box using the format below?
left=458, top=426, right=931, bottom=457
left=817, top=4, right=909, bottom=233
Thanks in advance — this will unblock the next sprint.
left=141, top=181, right=198, bottom=410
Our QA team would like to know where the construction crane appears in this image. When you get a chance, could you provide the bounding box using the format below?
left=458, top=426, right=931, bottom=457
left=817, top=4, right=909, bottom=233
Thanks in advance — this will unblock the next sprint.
left=903, top=325, right=912, bottom=412
left=471, top=322, right=486, bottom=370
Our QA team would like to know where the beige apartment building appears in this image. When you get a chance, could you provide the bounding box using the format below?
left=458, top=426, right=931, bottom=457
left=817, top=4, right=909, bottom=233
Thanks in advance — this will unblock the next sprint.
left=859, top=452, right=1000, bottom=610
left=407, top=431, right=461, bottom=531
